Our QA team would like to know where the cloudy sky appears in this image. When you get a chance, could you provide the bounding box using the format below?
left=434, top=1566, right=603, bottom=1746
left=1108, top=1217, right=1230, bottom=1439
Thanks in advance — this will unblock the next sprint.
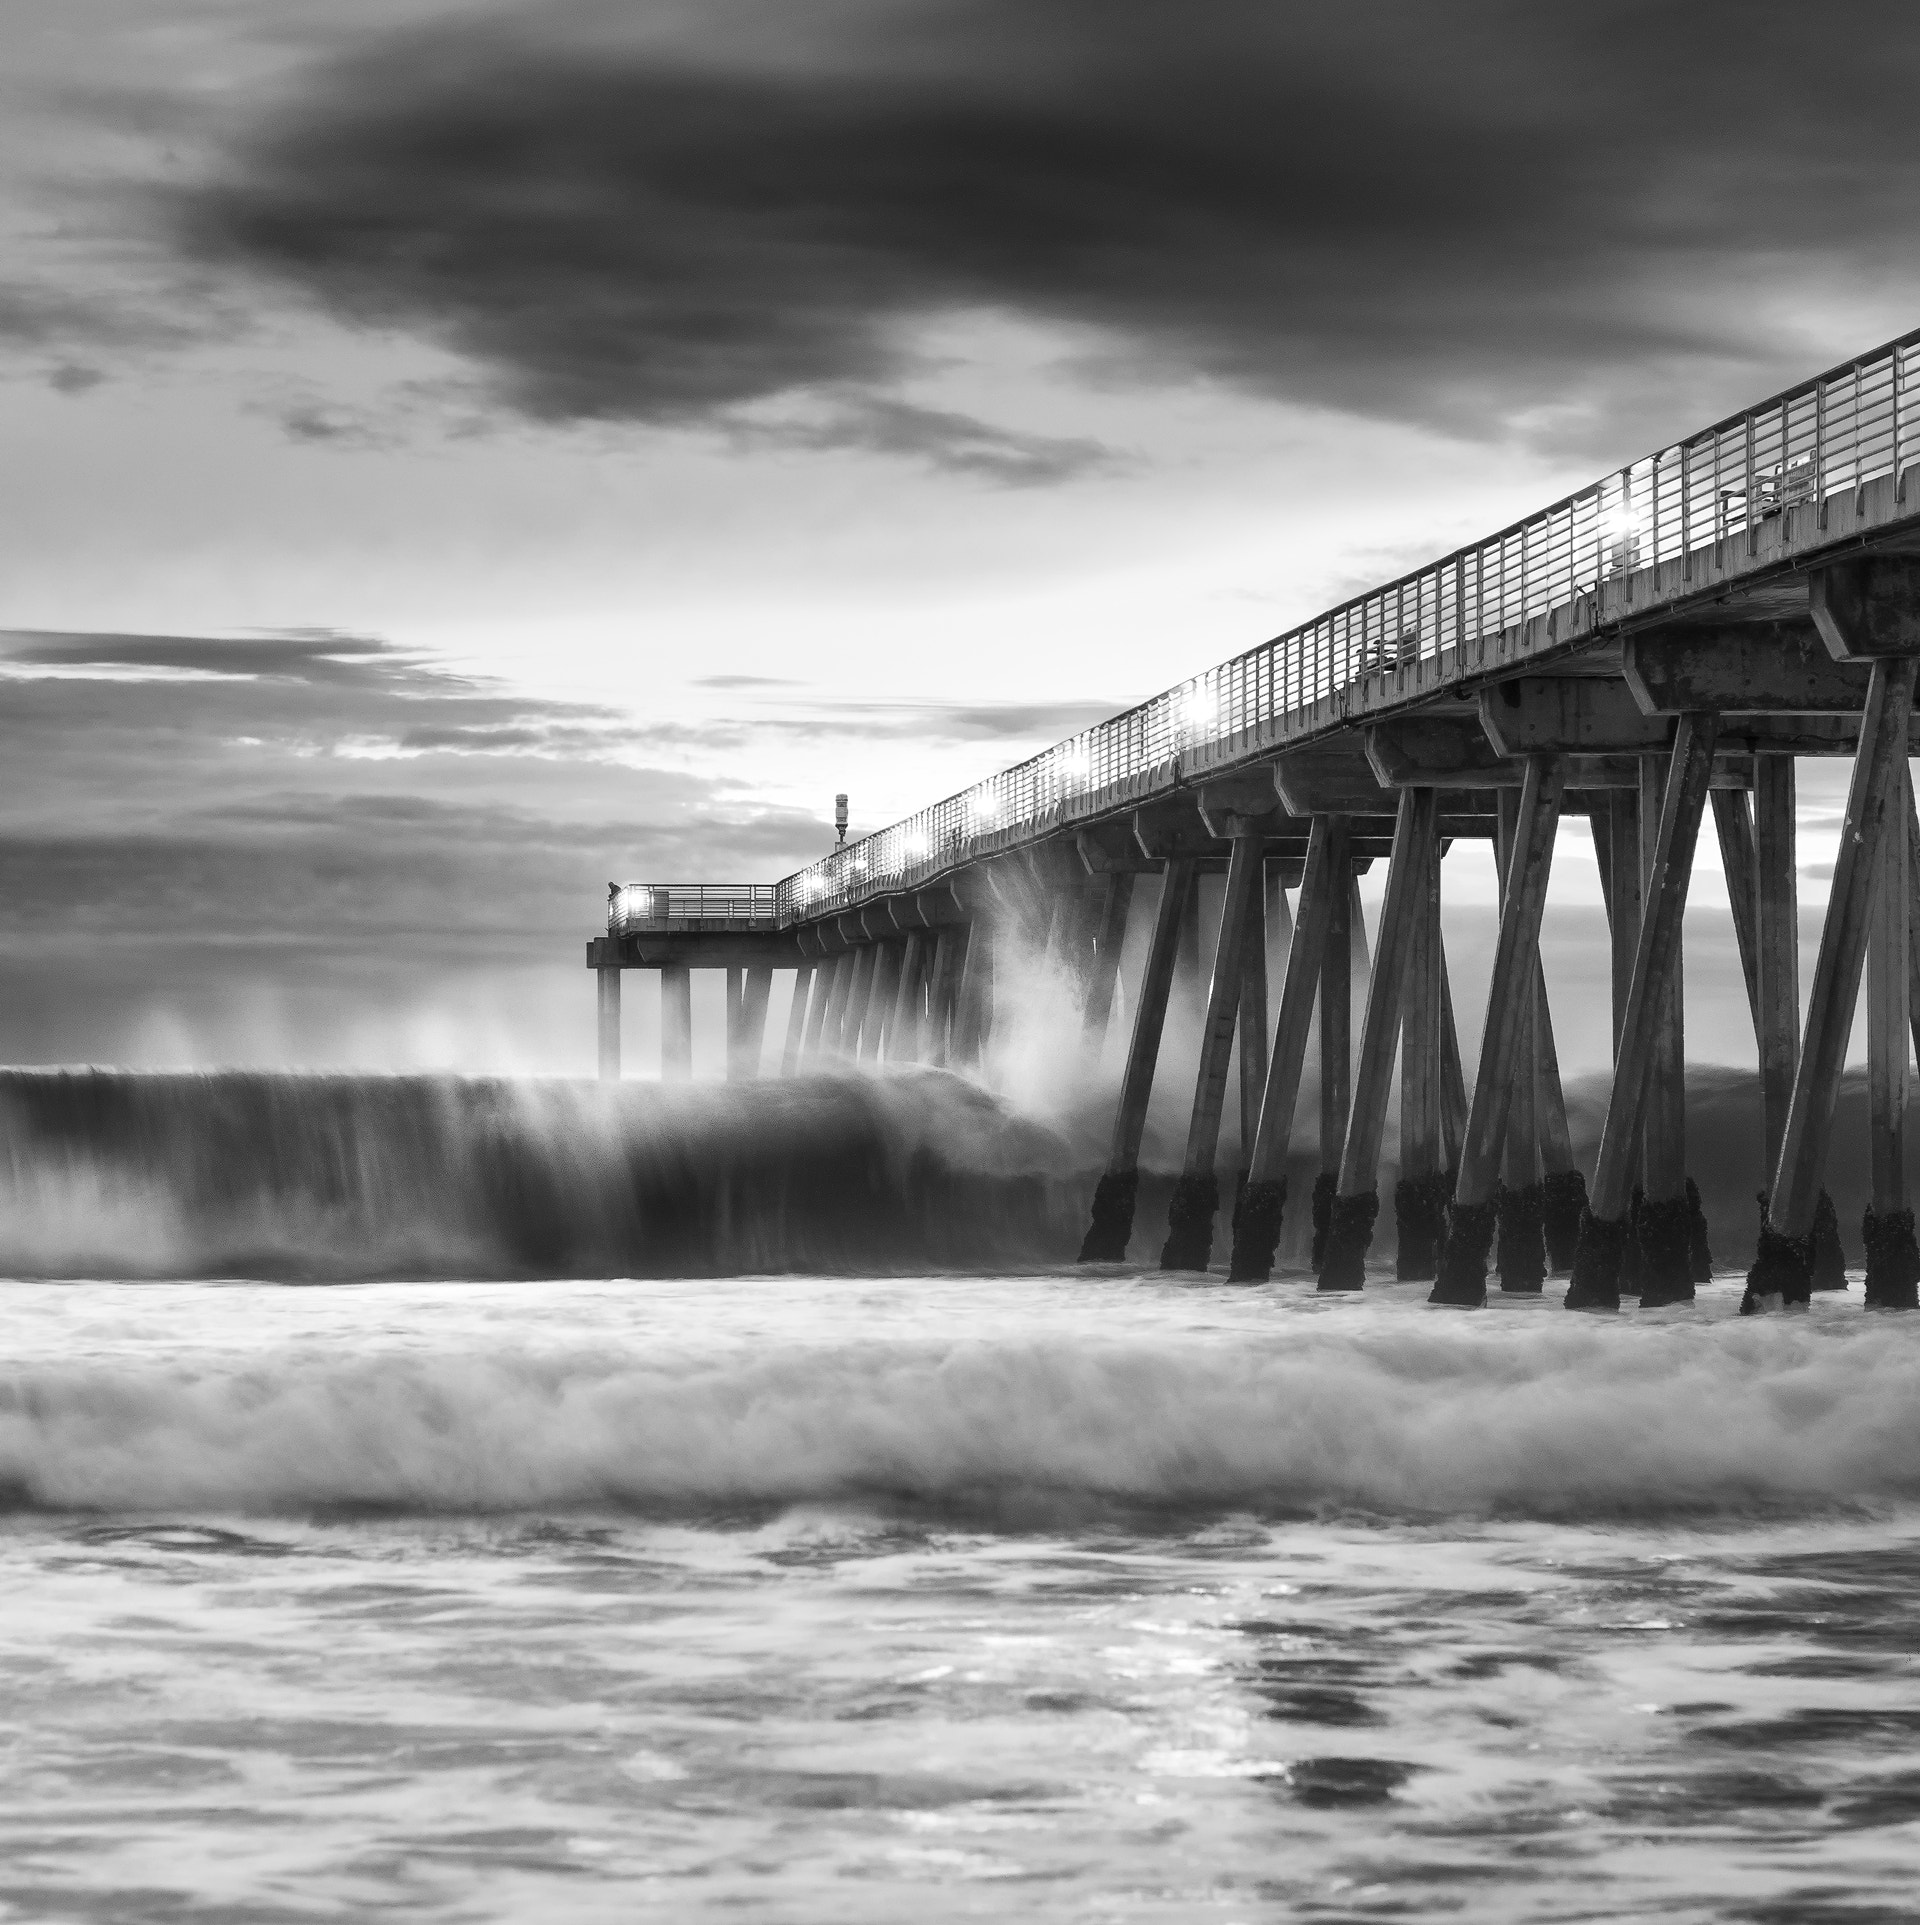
left=3, top=0, right=1916, bottom=1072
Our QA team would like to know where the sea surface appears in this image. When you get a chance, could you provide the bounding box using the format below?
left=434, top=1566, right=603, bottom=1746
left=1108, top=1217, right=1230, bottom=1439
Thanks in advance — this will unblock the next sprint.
left=3, top=1269, right=1919, bottom=1923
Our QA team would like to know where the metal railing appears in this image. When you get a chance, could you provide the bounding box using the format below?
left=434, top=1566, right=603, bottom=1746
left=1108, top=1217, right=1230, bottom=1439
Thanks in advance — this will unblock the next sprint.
left=610, top=883, right=778, bottom=932
left=659, top=328, right=1920, bottom=931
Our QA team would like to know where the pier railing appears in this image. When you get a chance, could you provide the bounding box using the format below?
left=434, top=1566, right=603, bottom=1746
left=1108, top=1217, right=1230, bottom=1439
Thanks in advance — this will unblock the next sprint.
left=610, top=883, right=778, bottom=933
left=640, top=328, right=1920, bottom=932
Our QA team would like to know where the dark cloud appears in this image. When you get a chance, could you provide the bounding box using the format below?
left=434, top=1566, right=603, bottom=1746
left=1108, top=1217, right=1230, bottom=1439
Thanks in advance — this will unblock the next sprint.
left=169, top=0, right=1920, bottom=464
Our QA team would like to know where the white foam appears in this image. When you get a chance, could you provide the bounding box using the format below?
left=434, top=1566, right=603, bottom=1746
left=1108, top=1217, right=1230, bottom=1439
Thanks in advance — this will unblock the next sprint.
left=3, top=1316, right=1915, bottom=1518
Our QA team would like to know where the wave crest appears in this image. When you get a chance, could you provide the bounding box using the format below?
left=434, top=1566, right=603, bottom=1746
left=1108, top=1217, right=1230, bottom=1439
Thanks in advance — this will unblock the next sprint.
left=5, top=1319, right=1917, bottom=1520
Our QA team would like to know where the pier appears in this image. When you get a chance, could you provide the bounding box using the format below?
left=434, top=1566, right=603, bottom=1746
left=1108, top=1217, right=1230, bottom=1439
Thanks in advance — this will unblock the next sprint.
left=586, top=328, right=1920, bottom=1309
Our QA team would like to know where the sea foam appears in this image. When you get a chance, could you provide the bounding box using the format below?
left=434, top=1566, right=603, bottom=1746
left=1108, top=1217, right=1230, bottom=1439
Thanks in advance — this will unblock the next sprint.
left=3, top=1316, right=1915, bottom=1520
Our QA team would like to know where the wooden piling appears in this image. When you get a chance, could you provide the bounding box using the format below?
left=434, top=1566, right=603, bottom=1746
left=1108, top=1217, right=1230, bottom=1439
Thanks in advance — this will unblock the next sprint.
left=1430, top=757, right=1566, bottom=1306
left=1564, top=716, right=1719, bottom=1311
left=890, top=929, right=928, bottom=1063
left=1495, top=791, right=1545, bottom=1292
left=596, top=953, right=621, bottom=1082
left=1395, top=831, right=1447, bottom=1281
left=733, top=965, right=772, bottom=1079
left=1865, top=761, right=1916, bottom=1305
left=1752, top=657, right=1917, bottom=1307
left=1230, top=818, right=1346, bottom=1281
left=1638, top=753, right=1692, bottom=1300
left=954, top=922, right=995, bottom=1066
left=1162, top=832, right=1265, bottom=1270
left=781, top=963, right=815, bottom=1074
left=926, top=926, right=965, bottom=1068
left=1321, top=788, right=1438, bottom=1290
left=1314, top=854, right=1354, bottom=1266
left=1080, top=858, right=1197, bottom=1262
left=1082, top=873, right=1136, bottom=1057
left=661, top=963, right=694, bottom=1081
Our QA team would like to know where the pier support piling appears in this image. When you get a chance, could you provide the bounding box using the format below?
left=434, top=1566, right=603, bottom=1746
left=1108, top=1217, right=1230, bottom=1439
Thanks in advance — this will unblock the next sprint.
left=781, top=963, right=815, bottom=1075
left=1312, top=858, right=1354, bottom=1269
left=1431, top=756, right=1566, bottom=1306
left=1638, top=752, right=1695, bottom=1305
left=1748, top=652, right=1918, bottom=1309
left=1163, top=832, right=1265, bottom=1270
left=597, top=953, right=621, bottom=1082
left=1565, top=717, right=1717, bottom=1311
left=1230, top=819, right=1346, bottom=1281
left=1865, top=767, right=1919, bottom=1307
left=1080, top=858, right=1197, bottom=1261
left=1081, top=873, right=1136, bottom=1058
left=1494, top=792, right=1546, bottom=1293
left=1395, top=832, right=1447, bottom=1281
left=1320, top=788, right=1438, bottom=1291
left=661, top=963, right=693, bottom=1081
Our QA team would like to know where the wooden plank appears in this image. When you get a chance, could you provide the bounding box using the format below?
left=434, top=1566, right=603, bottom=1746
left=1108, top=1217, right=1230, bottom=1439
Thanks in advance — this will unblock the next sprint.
left=1755, top=757, right=1800, bottom=1176
left=780, top=963, right=815, bottom=1074
left=1769, top=657, right=1920, bottom=1236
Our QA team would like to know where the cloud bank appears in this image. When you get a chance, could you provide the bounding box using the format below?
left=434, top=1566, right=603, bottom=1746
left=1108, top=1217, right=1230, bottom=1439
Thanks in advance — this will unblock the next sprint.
left=169, top=0, right=1920, bottom=465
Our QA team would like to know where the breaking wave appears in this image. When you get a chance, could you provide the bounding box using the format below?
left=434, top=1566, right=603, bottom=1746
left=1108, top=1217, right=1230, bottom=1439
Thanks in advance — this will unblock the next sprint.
left=4, top=1316, right=1918, bottom=1520
left=0, top=1069, right=1081, bottom=1280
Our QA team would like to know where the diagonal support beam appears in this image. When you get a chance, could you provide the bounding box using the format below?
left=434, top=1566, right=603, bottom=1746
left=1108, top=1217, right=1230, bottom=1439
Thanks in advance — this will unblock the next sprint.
left=1162, top=831, right=1267, bottom=1269
left=1079, top=858, right=1198, bottom=1262
left=1430, top=755, right=1566, bottom=1305
left=1564, top=714, right=1720, bottom=1310
left=1319, top=788, right=1439, bottom=1290
left=1748, top=657, right=1920, bottom=1308
left=1229, top=818, right=1346, bottom=1281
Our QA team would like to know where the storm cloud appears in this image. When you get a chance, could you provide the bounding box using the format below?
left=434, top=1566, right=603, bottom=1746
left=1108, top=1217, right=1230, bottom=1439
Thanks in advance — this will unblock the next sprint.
left=170, top=0, right=1920, bottom=466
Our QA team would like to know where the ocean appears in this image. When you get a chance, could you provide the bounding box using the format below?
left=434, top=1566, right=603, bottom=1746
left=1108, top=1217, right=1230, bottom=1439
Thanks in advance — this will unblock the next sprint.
left=3, top=1072, right=1919, bottom=1920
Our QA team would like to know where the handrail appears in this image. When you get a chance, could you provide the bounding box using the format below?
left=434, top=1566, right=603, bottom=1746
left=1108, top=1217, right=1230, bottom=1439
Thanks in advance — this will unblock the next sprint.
left=625, top=327, right=1920, bottom=933
left=610, top=883, right=778, bottom=932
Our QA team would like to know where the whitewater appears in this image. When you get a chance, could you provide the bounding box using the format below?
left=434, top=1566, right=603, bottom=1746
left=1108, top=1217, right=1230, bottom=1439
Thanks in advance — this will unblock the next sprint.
left=5, top=1076, right=1920, bottom=1919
